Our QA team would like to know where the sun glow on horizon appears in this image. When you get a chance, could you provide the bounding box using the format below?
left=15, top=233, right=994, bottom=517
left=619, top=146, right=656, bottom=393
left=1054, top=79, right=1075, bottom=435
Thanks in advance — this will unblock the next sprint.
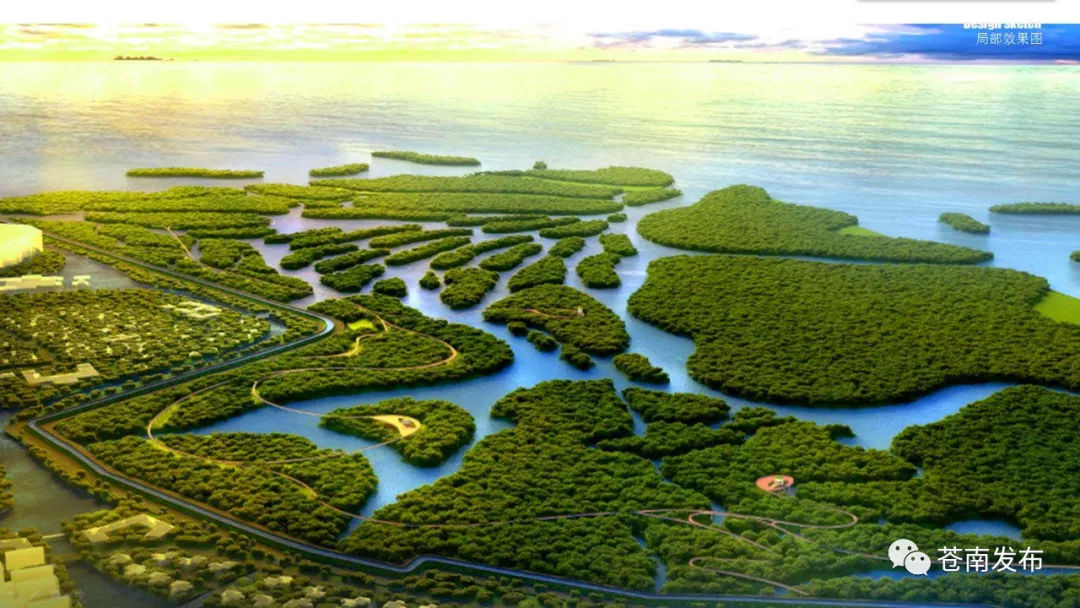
left=1, top=20, right=1077, bottom=63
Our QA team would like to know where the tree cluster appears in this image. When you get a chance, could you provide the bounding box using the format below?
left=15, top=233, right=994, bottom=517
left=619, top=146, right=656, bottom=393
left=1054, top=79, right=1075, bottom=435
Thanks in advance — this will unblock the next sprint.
left=126, top=167, right=264, bottom=178
left=308, top=163, right=370, bottom=177
left=322, top=396, right=475, bottom=466
left=628, top=254, right=1080, bottom=404
left=483, top=284, right=628, bottom=355
left=612, top=353, right=668, bottom=383
left=341, top=379, right=706, bottom=590
left=430, top=235, right=533, bottom=270
left=637, top=185, right=991, bottom=264
left=386, top=236, right=473, bottom=266
left=939, top=212, right=990, bottom=234
left=576, top=253, right=622, bottom=288
left=539, top=220, right=609, bottom=239
left=478, top=243, right=543, bottom=271
left=440, top=268, right=499, bottom=309
left=507, top=256, right=567, bottom=292
left=371, top=151, right=481, bottom=166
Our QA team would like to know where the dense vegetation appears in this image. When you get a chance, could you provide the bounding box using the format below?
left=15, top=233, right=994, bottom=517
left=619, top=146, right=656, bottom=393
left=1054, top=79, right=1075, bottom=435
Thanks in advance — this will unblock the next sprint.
left=370, top=228, right=472, bottom=248
left=322, top=397, right=475, bottom=466
left=280, top=243, right=359, bottom=269
left=440, top=267, right=499, bottom=309
left=0, top=185, right=240, bottom=214
left=86, top=211, right=272, bottom=230
left=186, top=226, right=276, bottom=239
left=304, top=206, right=454, bottom=221
left=385, top=236, right=472, bottom=266
left=866, top=386, right=1080, bottom=540
left=548, top=236, right=585, bottom=257
left=419, top=270, right=440, bottom=290
left=0, top=249, right=65, bottom=277
left=647, top=413, right=922, bottom=593
left=159, top=432, right=323, bottom=462
left=371, top=151, right=481, bottom=166
left=638, top=185, right=992, bottom=264
left=429, top=235, right=533, bottom=269
left=807, top=574, right=1080, bottom=608
left=623, top=388, right=729, bottom=424
left=312, top=174, right=619, bottom=199
left=308, top=163, right=369, bottom=177
left=612, top=353, right=668, bottom=383
left=319, top=264, right=386, bottom=292
left=477, top=242, right=543, bottom=271
left=304, top=192, right=622, bottom=217
left=520, top=166, right=674, bottom=187
left=526, top=330, right=558, bottom=352
left=629, top=254, right=1080, bottom=404
left=372, top=277, right=407, bottom=297
left=290, top=225, right=420, bottom=249
left=173, top=257, right=313, bottom=302
left=24, top=219, right=311, bottom=301
left=95, top=194, right=293, bottom=214
left=484, top=285, right=628, bottom=355
left=245, top=183, right=354, bottom=199
left=267, top=225, right=414, bottom=245
left=447, top=213, right=544, bottom=227
left=622, top=188, right=681, bottom=206
left=576, top=253, right=623, bottom=288
left=607, top=212, right=627, bottom=222
left=342, top=379, right=706, bottom=590
left=990, top=202, right=1080, bottom=214
left=301, top=328, right=453, bottom=368
left=126, top=167, right=264, bottom=178
left=313, top=248, right=390, bottom=273
left=539, top=219, right=609, bottom=238
left=259, top=295, right=513, bottom=402
left=198, top=238, right=259, bottom=269
left=598, top=233, right=638, bottom=256
left=938, top=212, right=990, bottom=234
left=481, top=217, right=581, bottom=234
left=599, top=420, right=743, bottom=459
left=507, top=256, right=567, bottom=292
left=559, top=344, right=594, bottom=369
left=87, top=435, right=363, bottom=543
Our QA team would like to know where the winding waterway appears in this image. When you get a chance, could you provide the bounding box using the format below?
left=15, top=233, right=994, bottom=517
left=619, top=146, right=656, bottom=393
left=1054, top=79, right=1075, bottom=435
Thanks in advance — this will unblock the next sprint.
left=4, top=62, right=1080, bottom=564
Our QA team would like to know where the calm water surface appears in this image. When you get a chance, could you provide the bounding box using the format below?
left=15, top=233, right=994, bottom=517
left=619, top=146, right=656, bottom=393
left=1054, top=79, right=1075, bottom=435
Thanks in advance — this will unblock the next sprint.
left=4, top=62, right=1080, bottom=537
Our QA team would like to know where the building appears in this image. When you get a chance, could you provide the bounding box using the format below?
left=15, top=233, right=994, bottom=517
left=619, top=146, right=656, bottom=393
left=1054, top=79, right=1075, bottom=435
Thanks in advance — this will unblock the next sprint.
left=0, top=225, right=43, bottom=269
left=0, top=541, right=72, bottom=608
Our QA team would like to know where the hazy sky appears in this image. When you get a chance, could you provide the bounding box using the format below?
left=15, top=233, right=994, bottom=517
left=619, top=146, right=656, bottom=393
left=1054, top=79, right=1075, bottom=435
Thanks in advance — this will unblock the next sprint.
left=2, top=18, right=1077, bottom=62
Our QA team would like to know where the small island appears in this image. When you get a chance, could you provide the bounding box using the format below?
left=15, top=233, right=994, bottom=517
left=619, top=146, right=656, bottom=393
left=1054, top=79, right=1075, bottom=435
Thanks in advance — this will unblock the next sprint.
left=939, top=212, right=990, bottom=234
left=126, top=167, right=264, bottom=178
left=990, top=202, right=1080, bottom=214
left=113, top=55, right=165, bottom=61
left=371, top=150, right=481, bottom=166
left=309, top=163, right=369, bottom=177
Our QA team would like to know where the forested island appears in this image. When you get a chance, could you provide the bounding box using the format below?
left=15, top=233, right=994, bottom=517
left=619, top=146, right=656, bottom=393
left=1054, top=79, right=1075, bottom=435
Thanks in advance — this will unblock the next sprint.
left=5, top=161, right=1080, bottom=608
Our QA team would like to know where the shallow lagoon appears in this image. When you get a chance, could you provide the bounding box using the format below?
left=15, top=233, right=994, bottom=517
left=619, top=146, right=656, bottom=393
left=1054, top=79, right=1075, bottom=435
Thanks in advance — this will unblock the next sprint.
left=6, top=62, right=1080, bottom=538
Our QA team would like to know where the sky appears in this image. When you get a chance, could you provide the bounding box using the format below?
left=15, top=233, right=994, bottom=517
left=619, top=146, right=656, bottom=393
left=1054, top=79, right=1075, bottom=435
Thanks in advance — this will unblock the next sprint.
left=1, top=1, right=1078, bottom=63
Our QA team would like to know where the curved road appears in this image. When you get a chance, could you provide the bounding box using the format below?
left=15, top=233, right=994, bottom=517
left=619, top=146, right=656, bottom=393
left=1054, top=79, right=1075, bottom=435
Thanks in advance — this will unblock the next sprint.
left=13, top=223, right=996, bottom=608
